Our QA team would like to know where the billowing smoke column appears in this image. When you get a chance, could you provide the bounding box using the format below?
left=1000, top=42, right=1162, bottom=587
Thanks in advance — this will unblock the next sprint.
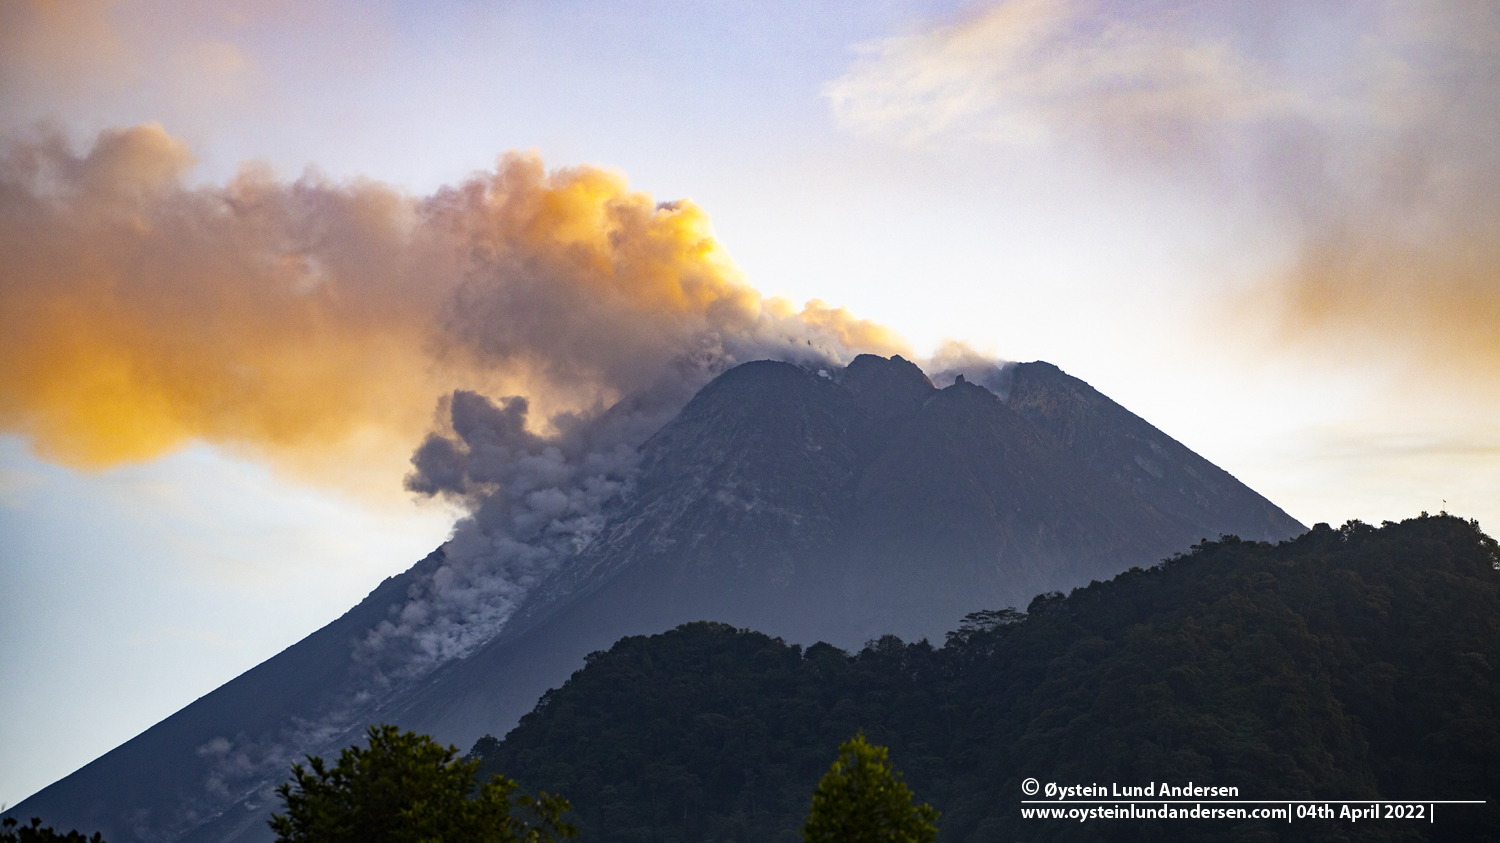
left=358, top=389, right=656, bottom=681
left=372, top=183, right=911, bottom=682
left=0, top=124, right=900, bottom=470
left=0, top=122, right=908, bottom=684
left=355, top=155, right=908, bottom=684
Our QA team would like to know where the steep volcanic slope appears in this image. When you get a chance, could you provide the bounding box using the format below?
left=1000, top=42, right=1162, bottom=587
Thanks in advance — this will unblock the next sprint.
left=4, top=553, right=446, bottom=843
left=1005, top=362, right=1299, bottom=542
left=470, top=356, right=1298, bottom=652
left=380, top=356, right=1302, bottom=793
left=9, top=356, right=1303, bottom=843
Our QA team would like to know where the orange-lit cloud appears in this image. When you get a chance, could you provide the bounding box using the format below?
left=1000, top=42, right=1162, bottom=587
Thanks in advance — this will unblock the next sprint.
left=0, top=0, right=128, bottom=111
left=829, top=0, right=1500, bottom=385
left=1240, top=2, right=1500, bottom=383
left=0, top=124, right=906, bottom=479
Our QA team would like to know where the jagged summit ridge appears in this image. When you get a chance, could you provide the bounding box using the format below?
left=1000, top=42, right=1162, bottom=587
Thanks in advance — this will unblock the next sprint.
left=389, top=355, right=1301, bottom=751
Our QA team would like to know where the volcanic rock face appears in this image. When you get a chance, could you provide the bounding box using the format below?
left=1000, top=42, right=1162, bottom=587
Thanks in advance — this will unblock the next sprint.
left=9, top=356, right=1303, bottom=843
left=492, top=356, right=1299, bottom=650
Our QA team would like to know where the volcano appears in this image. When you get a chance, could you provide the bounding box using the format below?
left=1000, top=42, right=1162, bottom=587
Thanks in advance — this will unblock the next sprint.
left=8, top=355, right=1303, bottom=842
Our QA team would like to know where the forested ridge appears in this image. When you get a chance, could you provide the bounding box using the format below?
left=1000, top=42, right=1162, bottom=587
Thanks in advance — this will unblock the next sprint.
left=473, top=515, right=1500, bottom=842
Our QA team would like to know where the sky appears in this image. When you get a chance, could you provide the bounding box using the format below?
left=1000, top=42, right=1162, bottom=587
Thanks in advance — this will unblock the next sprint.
left=3, top=0, right=1498, bottom=808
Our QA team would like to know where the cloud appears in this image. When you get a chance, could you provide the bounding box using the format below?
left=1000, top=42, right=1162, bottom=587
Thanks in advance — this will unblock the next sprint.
left=0, top=124, right=454, bottom=475
left=0, top=124, right=903, bottom=472
left=824, top=0, right=1290, bottom=157
left=0, top=0, right=130, bottom=114
left=828, top=0, right=1500, bottom=385
left=1236, top=2, right=1500, bottom=381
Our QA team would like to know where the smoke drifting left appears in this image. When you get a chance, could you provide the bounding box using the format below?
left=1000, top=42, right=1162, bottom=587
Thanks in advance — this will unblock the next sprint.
left=0, top=123, right=904, bottom=478
left=0, top=122, right=919, bottom=757
left=2, top=124, right=450, bottom=472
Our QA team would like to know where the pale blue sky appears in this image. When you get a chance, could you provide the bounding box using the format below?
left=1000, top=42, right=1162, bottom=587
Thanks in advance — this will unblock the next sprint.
left=3, top=0, right=1497, bottom=807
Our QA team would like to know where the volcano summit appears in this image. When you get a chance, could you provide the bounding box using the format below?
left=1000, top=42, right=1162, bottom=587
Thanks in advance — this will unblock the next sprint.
left=10, top=355, right=1303, bottom=842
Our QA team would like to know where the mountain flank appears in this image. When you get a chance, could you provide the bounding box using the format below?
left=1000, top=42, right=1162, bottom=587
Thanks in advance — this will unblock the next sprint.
left=9, top=355, right=1304, bottom=843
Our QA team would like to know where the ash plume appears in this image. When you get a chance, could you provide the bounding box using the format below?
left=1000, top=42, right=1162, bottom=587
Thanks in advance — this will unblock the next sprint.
left=0, top=121, right=908, bottom=683
left=376, top=284, right=906, bottom=682
left=923, top=339, right=1015, bottom=397
left=0, top=124, right=902, bottom=472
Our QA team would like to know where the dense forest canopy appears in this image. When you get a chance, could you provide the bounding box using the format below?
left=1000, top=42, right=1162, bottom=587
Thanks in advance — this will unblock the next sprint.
left=473, top=515, right=1500, bottom=842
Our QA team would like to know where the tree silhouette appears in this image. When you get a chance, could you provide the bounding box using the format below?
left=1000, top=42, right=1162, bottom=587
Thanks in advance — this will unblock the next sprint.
left=0, top=817, right=104, bottom=843
left=269, top=724, right=573, bottom=843
left=802, top=733, right=938, bottom=843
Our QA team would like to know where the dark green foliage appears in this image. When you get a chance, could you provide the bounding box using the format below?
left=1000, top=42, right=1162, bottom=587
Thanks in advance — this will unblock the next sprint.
left=802, top=734, right=938, bottom=843
left=269, top=724, right=574, bottom=843
left=0, top=817, right=104, bottom=843
left=475, top=515, right=1500, bottom=842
